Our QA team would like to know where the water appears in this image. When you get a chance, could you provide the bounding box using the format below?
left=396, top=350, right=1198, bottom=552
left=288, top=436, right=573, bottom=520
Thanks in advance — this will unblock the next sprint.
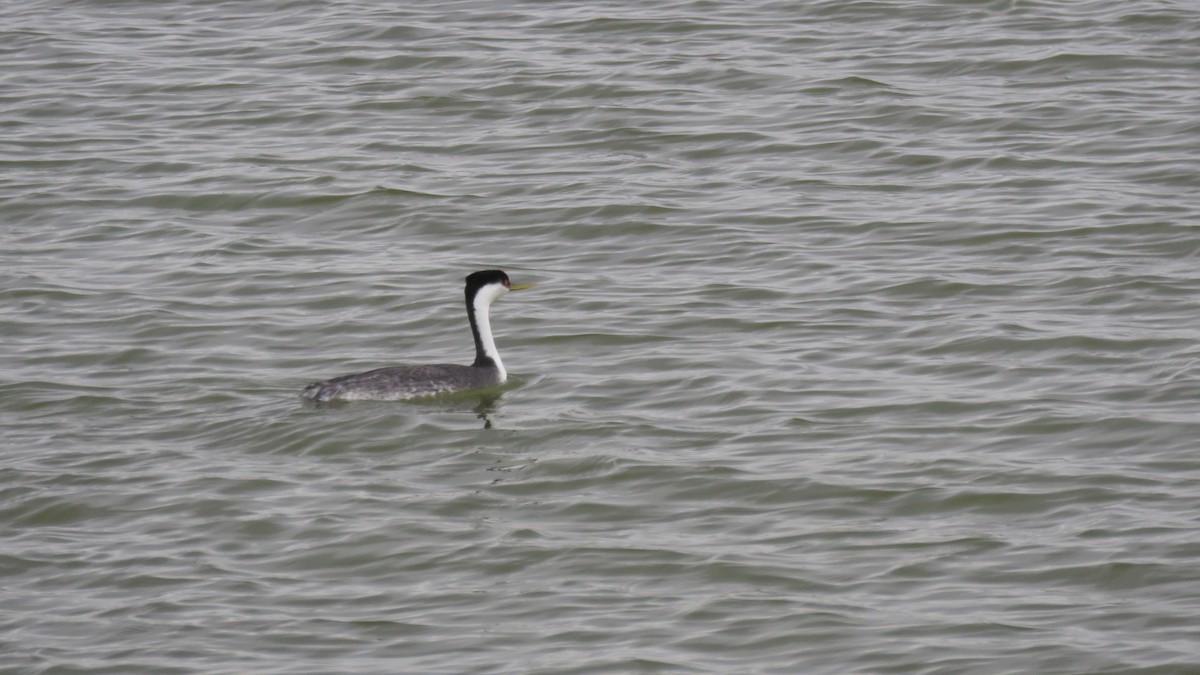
left=3, top=1, right=1199, bottom=672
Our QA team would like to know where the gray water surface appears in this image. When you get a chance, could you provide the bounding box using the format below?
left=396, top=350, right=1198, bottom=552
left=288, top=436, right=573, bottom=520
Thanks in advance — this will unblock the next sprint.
left=3, top=1, right=1199, bottom=673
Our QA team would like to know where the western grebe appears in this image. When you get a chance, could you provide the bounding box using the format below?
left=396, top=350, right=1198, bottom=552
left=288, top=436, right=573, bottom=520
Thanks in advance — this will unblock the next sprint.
left=300, top=270, right=533, bottom=402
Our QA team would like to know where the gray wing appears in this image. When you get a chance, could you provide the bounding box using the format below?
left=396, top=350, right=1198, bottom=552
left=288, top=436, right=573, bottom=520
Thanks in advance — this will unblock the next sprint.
left=301, top=364, right=497, bottom=402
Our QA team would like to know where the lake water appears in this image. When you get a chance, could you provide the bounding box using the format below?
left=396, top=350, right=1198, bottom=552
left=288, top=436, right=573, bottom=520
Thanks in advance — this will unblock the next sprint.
left=3, top=1, right=1199, bottom=673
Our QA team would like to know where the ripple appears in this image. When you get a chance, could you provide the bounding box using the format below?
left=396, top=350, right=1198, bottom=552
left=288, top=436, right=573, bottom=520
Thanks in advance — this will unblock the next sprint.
left=2, top=0, right=1199, bottom=672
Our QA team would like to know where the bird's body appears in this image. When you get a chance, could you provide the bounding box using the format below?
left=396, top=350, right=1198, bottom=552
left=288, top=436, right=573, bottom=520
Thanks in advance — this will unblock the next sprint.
left=301, top=270, right=531, bottom=403
left=300, top=363, right=500, bottom=402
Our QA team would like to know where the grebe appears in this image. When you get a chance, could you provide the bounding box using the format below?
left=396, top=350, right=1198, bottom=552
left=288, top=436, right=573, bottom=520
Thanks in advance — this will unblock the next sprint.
left=301, top=270, right=533, bottom=402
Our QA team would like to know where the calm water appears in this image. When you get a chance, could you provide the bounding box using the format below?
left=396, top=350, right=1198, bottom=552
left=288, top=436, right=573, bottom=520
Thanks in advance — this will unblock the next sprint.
left=3, top=1, right=1199, bottom=673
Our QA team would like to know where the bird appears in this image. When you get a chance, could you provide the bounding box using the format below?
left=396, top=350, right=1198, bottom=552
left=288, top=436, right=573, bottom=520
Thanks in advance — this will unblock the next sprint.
left=301, top=269, right=533, bottom=402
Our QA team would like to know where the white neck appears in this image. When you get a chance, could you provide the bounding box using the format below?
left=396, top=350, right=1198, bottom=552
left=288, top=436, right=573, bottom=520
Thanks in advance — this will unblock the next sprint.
left=472, top=284, right=507, bottom=382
